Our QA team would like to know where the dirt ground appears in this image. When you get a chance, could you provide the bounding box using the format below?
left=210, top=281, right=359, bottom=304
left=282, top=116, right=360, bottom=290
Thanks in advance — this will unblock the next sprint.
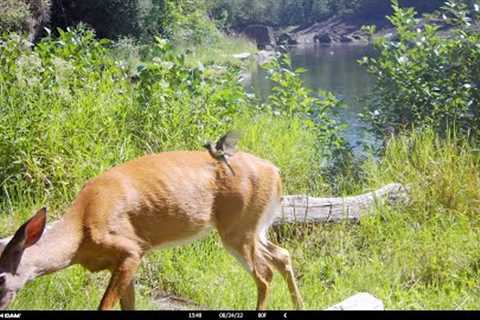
left=154, top=292, right=205, bottom=310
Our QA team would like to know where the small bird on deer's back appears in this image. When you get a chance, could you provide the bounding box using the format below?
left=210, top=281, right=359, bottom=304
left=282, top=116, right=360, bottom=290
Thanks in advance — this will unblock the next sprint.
left=203, top=131, right=241, bottom=175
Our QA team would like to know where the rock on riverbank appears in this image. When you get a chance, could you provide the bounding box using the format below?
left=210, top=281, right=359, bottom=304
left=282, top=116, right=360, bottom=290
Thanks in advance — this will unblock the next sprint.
left=289, top=15, right=389, bottom=45
left=241, top=16, right=384, bottom=47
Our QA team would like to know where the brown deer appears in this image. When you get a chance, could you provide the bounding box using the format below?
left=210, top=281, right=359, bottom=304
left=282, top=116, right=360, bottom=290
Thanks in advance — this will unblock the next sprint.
left=0, top=150, right=304, bottom=310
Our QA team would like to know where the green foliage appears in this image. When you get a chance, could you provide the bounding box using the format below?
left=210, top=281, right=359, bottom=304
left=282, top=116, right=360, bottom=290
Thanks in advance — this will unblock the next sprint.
left=141, top=1, right=258, bottom=66
left=366, top=128, right=480, bottom=217
left=171, top=1, right=222, bottom=45
left=177, top=34, right=257, bottom=67
left=138, top=0, right=176, bottom=39
left=44, top=0, right=446, bottom=43
left=234, top=114, right=328, bottom=195
left=48, top=0, right=224, bottom=47
left=140, top=0, right=222, bottom=44
left=131, top=37, right=252, bottom=150
left=0, top=0, right=31, bottom=34
left=210, top=0, right=331, bottom=28
left=361, top=0, right=480, bottom=138
left=0, top=28, right=251, bottom=202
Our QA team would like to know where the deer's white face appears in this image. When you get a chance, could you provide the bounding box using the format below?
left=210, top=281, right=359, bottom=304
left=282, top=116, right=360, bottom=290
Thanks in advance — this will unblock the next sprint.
left=0, top=208, right=47, bottom=310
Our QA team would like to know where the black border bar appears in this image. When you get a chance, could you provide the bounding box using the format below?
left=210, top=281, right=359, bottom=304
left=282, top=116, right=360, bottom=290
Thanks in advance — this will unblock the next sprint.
left=1, top=311, right=480, bottom=320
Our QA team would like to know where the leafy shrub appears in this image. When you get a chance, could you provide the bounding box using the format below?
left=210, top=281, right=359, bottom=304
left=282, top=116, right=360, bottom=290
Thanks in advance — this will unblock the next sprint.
left=139, top=0, right=176, bottom=39
left=0, top=0, right=31, bottom=34
left=129, top=37, right=251, bottom=150
left=361, top=0, right=480, bottom=138
left=139, top=0, right=222, bottom=45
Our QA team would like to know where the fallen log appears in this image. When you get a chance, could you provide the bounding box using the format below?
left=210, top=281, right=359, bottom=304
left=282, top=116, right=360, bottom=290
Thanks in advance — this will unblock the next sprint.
left=278, top=183, right=408, bottom=224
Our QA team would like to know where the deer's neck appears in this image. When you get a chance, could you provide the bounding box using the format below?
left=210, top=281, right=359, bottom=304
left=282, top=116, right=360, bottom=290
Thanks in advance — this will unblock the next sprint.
left=18, top=210, right=83, bottom=281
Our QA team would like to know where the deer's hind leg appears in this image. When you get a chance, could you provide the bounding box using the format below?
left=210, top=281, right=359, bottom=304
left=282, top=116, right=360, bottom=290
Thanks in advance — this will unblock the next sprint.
left=217, top=197, right=303, bottom=310
left=260, top=241, right=304, bottom=309
left=120, top=279, right=136, bottom=310
left=220, top=234, right=274, bottom=310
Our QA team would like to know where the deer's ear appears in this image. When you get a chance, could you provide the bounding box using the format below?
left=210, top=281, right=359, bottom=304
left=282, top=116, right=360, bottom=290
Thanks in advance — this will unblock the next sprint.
left=0, top=208, right=47, bottom=273
left=24, top=207, right=47, bottom=247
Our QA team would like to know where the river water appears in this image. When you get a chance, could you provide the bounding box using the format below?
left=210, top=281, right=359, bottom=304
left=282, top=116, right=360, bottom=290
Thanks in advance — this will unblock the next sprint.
left=250, top=45, right=376, bottom=152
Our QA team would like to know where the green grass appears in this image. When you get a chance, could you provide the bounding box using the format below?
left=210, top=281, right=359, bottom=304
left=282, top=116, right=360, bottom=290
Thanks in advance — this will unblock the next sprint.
left=4, top=130, right=480, bottom=310
left=174, top=33, right=258, bottom=68
left=110, top=34, right=258, bottom=79
left=234, top=114, right=327, bottom=195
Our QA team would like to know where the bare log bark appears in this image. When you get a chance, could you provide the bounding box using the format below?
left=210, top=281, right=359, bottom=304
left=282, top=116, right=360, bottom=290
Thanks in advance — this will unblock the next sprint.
left=278, top=183, right=408, bottom=224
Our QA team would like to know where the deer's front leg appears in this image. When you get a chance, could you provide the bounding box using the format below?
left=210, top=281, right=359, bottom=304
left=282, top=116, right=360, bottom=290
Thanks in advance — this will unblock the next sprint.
left=99, top=255, right=140, bottom=310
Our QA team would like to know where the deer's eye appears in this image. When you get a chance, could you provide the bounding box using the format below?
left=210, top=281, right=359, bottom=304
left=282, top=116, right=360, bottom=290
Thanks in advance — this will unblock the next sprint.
left=0, top=274, right=6, bottom=286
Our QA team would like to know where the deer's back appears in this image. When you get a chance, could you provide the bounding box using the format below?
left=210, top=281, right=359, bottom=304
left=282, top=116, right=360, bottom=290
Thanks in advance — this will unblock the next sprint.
left=72, top=151, right=281, bottom=253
